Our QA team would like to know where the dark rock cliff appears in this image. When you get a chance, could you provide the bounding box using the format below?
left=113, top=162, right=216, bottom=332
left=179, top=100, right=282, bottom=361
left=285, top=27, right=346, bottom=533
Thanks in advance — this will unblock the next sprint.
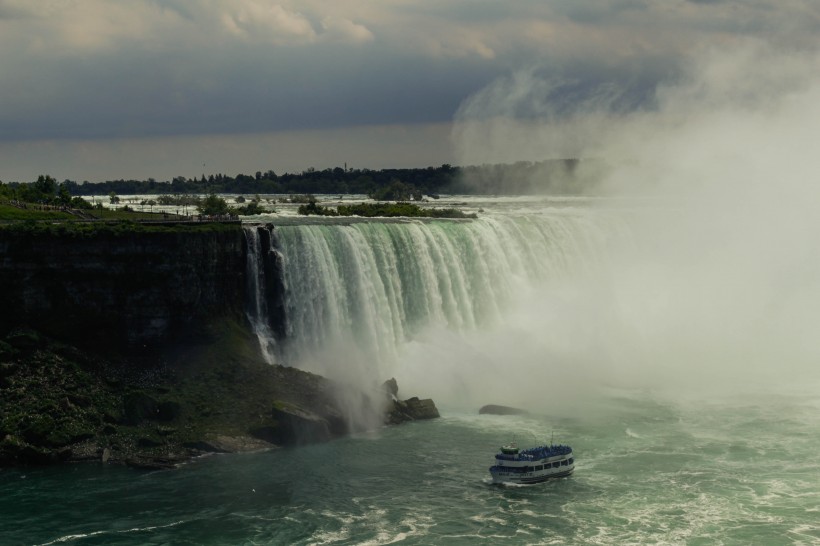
left=0, top=223, right=440, bottom=469
left=0, top=225, right=246, bottom=353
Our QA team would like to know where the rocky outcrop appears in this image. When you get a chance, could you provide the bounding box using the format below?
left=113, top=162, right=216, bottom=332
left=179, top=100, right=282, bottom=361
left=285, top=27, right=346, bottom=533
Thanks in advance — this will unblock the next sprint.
left=382, top=377, right=399, bottom=399
left=250, top=401, right=347, bottom=446
left=184, top=435, right=276, bottom=454
left=383, top=378, right=440, bottom=425
left=479, top=404, right=529, bottom=416
left=0, top=332, right=441, bottom=469
left=0, top=224, right=442, bottom=469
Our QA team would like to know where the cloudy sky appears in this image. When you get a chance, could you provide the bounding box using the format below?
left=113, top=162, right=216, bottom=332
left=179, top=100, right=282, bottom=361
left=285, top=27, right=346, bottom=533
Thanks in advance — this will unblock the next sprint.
left=0, top=0, right=818, bottom=182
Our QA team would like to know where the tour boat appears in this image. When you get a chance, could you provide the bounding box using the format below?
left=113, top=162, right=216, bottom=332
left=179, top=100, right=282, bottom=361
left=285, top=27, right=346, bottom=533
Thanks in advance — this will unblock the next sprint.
left=489, top=442, right=575, bottom=484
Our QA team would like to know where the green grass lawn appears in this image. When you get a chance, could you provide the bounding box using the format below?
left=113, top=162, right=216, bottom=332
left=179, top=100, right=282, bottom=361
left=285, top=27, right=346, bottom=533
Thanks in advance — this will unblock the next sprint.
left=0, top=203, right=75, bottom=221
left=87, top=208, right=187, bottom=221
left=0, top=201, right=186, bottom=222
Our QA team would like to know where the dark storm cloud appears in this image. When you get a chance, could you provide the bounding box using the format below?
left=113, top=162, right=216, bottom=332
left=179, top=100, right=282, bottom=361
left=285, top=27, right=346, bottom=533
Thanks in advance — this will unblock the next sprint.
left=0, top=43, right=497, bottom=140
left=2, top=0, right=817, bottom=142
left=0, top=0, right=818, bottom=181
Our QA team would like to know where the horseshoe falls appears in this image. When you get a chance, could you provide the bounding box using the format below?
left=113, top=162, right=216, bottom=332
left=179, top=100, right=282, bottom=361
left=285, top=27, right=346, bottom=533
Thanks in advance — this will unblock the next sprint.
left=7, top=199, right=820, bottom=546
left=245, top=193, right=820, bottom=414
left=246, top=204, right=626, bottom=392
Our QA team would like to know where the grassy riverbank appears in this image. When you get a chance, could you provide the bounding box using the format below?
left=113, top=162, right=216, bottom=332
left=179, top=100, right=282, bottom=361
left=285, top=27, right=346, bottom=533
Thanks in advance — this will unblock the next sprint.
left=0, top=199, right=196, bottom=223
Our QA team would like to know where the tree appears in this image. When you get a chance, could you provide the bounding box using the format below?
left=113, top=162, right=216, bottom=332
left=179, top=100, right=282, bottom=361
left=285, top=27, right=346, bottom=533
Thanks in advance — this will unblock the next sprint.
left=369, top=179, right=419, bottom=201
left=70, top=196, right=93, bottom=210
left=57, top=182, right=72, bottom=206
left=109, top=192, right=120, bottom=204
left=197, top=194, right=230, bottom=216
left=235, top=200, right=266, bottom=215
left=33, top=175, right=57, bottom=199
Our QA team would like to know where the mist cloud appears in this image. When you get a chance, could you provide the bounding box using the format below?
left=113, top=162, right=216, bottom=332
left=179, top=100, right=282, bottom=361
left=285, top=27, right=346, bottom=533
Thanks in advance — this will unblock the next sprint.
left=406, top=41, right=820, bottom=413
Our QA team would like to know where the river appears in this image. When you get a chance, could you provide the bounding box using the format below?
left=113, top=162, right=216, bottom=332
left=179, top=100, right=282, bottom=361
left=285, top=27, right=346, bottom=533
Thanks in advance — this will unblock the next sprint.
left=3, top=195, right=820, bottom=544
left=3, top=394, right=820, bottom=545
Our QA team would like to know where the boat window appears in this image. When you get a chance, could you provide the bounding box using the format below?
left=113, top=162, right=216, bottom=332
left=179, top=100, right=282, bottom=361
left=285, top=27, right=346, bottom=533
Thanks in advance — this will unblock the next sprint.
left=535, top=465, right=543, bottom=471
left=561, top=460, right=568, bottom=466
left=552, top=462, right=560, bottom=468
left=568, top=458, right=574, bottom=465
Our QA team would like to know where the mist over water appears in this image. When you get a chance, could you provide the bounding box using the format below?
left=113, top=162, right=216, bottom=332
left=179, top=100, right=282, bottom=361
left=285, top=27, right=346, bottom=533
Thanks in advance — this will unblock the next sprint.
left=412, top=43, right=820, bottom=413
left=244, top=42, right=820, bottom=426
left=271, top=211, right=623, bottom=392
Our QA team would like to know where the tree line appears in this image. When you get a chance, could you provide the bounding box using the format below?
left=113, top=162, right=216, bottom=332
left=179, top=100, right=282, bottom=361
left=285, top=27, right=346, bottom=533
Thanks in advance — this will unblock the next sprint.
left=60, top=165, right=461, bottom=197
left=1, top=159, right=592, bottom=199
left=0, top=175, right=95, bottom=210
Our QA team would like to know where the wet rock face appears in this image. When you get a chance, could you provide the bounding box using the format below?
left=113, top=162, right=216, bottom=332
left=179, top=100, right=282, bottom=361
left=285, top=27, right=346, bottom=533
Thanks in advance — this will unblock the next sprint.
left=250, top=401, right=349, bottom=446
left=0, top=313, right=443, bottom=469
left=403, top=397, right=440, bottom=420
left=122, top=393, right=180, bottom=425
left=0, top=227, right=246, bottom=352
left=183, top=435, right=274, bottom=454
left=382, top=377, right=399, bottom=398
left=382, top=379, right=440, bottom=425
left=385, top=397, right=441, bottom=424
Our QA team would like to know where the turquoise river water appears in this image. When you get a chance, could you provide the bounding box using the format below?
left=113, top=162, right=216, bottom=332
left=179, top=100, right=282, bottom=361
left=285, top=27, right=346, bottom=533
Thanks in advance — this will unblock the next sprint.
left=4, top=195, right=820, bottom=544
left=3, top=392, right=820, bottom=545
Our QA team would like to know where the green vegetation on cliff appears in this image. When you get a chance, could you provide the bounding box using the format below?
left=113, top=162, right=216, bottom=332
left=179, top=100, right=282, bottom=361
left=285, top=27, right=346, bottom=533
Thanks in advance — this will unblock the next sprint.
left=0, top=330, right=118, bottom=464
left=0, top=210, right=441, bottom=470
left=0, top=219, right=240, bottom=237
left=0, top=199, right=194, bottom=225
left=0, top=203, right=76, bottom=221
left=0, top=321, right=438, bottom=469
left=0, top=323, right=337, bottom=468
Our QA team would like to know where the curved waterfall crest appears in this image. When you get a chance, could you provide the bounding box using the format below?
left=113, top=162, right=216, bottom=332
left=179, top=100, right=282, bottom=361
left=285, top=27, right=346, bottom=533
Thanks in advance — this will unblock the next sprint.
left=244, top=210, right=626, bottom=367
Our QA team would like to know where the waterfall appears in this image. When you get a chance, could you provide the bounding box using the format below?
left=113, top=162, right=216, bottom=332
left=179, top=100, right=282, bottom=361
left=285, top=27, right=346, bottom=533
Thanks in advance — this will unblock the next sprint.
left=262, top=209, right=626, bottom=373
left=243, top=225, right=286, bottom=364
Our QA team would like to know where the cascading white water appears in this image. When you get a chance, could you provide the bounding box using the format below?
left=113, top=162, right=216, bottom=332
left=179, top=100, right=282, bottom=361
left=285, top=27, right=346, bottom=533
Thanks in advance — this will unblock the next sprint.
left=270, top=206, right=629, bottom=380
left=243, top=226, right=277, bottom=364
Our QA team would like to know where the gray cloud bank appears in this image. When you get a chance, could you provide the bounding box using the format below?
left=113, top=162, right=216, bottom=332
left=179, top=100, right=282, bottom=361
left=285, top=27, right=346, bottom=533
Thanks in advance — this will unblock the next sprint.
left=0, top=0, right=818, bottom=181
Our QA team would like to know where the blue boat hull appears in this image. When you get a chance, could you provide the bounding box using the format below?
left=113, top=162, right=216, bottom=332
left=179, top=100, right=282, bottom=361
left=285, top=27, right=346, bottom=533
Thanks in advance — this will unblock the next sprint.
left=490, top=467, right=574, bottom=484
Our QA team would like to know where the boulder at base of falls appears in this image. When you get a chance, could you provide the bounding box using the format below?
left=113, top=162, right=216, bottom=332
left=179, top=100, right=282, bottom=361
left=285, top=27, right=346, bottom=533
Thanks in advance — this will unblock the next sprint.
left=478, top=404, right=529, bottom=416
left=382, top=377, right=399, bottom=399
left=382, top=378, right=440, bottom=425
